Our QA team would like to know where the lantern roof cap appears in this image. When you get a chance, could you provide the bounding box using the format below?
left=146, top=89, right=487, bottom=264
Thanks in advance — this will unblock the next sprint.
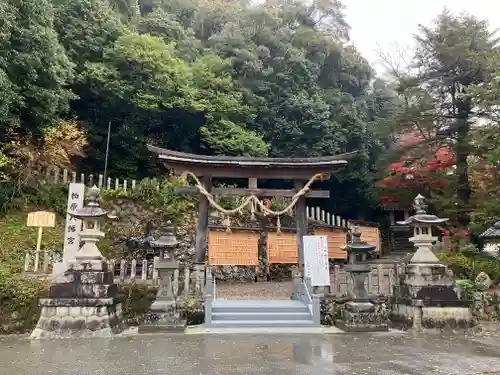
left=68, top=186, right=110, bottom=219
left=346, top=226, right=376, bottom=252
left=151, top=221, right=179, bottom=248
left=396, top=194, right=448, bottom=225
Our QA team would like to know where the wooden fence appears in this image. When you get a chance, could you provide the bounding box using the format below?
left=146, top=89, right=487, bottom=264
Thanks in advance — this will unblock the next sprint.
left=23, top=251, right=206, bottom=294
left=25, top=250, right=405, bottom=298
left=43, top=168, right=139, bottom=192
left=306, top=206, right=348, bottom=227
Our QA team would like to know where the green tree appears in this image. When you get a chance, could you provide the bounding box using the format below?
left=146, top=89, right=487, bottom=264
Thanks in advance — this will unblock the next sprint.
left=0, top=0, right=75, bottom=138
left=381, top=10, right=499, bottom=226
left=52, top=0, right=126, bottom=70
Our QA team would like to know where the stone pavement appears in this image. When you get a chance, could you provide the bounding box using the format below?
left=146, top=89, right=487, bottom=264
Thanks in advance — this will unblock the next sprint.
left=2, top=331, right=500, bottom=375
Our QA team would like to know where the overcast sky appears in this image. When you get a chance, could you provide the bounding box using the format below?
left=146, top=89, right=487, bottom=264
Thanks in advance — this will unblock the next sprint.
left=343, top=0, right=500, bottom=75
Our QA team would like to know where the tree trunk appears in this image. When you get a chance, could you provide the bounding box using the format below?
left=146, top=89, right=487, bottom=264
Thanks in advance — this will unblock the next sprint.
left=455, top=117, right=471, bottom=227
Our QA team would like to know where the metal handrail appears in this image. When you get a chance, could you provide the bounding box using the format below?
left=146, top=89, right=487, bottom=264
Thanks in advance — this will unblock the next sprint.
left=303, top=277, right=313, bottom=304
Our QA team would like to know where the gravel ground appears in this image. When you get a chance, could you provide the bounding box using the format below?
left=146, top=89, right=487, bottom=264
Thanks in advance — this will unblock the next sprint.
left=215, top=281, right=293, bottom=300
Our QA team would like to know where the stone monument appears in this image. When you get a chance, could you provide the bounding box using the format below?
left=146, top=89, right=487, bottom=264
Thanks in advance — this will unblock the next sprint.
left=139, top=221, right=186, bottom=332
left=391, top=194, right=474, bottom=329
left=336, top=226, right=389, bottom=332
left=30, top=186, right=125, bottom=339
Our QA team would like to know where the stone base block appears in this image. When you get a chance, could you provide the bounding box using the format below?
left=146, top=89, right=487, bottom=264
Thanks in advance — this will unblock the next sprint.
left=49, top=281, right=117, bottom=299
left=336, top=301, right=389, bottom=332
left=29, top=299, right=125, bottom=339
left=391, top=303, right=475, bottom=330
left=139, top=320, right=187, bottom=333
left=138, top=301, right=186, bottom=333
left=66, top=259, right=108, bottom=271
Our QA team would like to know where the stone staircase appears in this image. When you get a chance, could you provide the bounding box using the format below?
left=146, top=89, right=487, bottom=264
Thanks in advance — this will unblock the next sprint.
left=204, top=271, right=321, bottom=330
left=390, top=226, right=414, bottom=255
left=208, top=300, right=316, bottom=328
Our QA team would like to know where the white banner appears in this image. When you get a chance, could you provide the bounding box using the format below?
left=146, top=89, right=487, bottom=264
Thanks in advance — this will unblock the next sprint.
left=62, top=183, right=85, bottom=263
left=303, top=235, right=330, bottom=286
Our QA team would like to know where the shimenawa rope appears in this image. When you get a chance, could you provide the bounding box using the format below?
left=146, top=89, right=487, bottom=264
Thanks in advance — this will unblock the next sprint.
left=181, top=171, right=327, bottom=233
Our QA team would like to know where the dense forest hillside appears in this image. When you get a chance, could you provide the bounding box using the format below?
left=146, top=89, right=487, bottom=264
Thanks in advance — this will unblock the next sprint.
left=0, top=0, right=500, bottom=228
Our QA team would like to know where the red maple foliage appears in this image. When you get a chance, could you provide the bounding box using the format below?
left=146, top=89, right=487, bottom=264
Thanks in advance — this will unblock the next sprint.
left=377, top=132, right=455, bottom=208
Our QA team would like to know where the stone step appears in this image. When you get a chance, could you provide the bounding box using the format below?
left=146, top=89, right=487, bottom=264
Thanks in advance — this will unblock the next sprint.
left=209, top=320, right=317, bottom=328
left=212, top=300, right=309, bottom=314
left=212, top=311, right=312, bottom=321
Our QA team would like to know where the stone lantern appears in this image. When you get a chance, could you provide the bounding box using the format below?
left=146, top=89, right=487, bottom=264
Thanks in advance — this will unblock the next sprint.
left=30, top=186, right=125, bottom=339
left=479, top=221, right=500, bottom=257
left=152, top=221, right=179, bottom=261
left=337, top=226, right=388, bottom=332
left=151, top=221, right=179, bottom=302
left=140, top=221, right=186, bottom=332
left=391, top=194, right=474, bottom=329
left=68, top=186, right=114, bottom=264
left=397, top=194, right=449, bottom=264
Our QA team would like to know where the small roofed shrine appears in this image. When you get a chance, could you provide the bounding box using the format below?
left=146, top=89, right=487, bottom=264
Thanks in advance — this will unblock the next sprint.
left=148, top=146, right=356, bottom=269
left=480, top=221, right=500, bottom=257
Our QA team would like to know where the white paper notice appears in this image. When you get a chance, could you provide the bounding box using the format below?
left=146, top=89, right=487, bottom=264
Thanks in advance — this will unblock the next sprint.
left=62, top=183, right=85, bottom=263
left=303, top=235, right=330, bottom=286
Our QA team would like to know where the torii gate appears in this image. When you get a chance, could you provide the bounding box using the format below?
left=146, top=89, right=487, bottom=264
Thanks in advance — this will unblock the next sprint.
left=147, top=146, right=355, bottom=267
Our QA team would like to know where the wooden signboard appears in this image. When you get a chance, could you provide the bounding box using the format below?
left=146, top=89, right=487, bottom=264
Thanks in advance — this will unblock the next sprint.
left=208, top=229, right=259, bottom=266
left=268, top=232, right=298, bottom=264
left=27, top=211, right=56, bottom=228
left=26, top=211, right=56, bottom=273
left=312, top=227, right=347, bottom=260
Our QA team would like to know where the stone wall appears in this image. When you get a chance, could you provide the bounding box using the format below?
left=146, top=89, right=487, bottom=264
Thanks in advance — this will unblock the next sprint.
left=101, top=197, right=196, bottom=264
left=472, top=290, right=500, bottom=321
left=322, top=290, right=500, bottom=328
left=101, top=198, right=294, bottom=280
left=321, top=297, right=389, bottom=326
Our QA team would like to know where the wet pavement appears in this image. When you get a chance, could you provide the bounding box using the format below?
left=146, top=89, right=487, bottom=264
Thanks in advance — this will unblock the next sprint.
left=2, top=331, right=500, bottom=375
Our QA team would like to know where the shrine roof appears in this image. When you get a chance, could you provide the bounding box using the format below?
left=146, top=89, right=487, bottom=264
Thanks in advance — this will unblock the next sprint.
left=148, top=146, right=355, bottom=168
left=480, top=221, right=500, bottom=238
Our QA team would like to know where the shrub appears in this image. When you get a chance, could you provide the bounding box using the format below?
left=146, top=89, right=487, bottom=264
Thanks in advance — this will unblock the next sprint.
left=438, top=251, right=500, bottom=284
left=119, top=283, right=158, bottom=326
left=0, top=264, right=48, bottom=334
left=456, top=279, right=477, bottom=300
left=179, top=296, right=204, bottom=325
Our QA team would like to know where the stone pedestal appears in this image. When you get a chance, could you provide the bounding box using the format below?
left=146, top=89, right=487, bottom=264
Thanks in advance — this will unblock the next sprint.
left=30, top=260, right=125, bottom=339
left=337, top=301, right=389, bottom=332
left=335, top=265, right=388, bottom=332
left=391, top=194, right=475, bottom=330
left=391, top=259, right=474, bottom=329
left=139, top=259, right=186, bottom=333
